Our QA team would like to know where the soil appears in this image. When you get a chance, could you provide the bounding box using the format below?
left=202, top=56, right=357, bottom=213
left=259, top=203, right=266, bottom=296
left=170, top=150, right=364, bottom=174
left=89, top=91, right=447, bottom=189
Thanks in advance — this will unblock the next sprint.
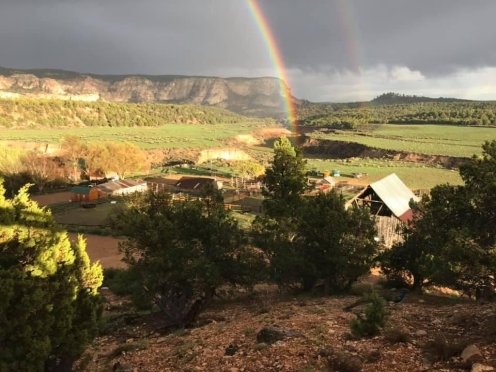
left=31, top=191, right=72, bottom=206
left=69, top=233, right=125, bottom=269
left=77, top=286, right=496, bottom=371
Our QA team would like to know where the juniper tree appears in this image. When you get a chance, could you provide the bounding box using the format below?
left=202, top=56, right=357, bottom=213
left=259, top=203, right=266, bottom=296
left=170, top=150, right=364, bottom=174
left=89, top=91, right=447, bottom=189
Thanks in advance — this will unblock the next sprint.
left=0, top=182, right=103, bottom=371
left=109, top=186, right=263, bottom=327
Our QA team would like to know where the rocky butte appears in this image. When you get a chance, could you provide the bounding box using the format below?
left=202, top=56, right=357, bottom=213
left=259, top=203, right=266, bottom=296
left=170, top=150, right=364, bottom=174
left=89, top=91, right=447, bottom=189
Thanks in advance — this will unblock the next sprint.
left=0, top=66, right=296, bottom=119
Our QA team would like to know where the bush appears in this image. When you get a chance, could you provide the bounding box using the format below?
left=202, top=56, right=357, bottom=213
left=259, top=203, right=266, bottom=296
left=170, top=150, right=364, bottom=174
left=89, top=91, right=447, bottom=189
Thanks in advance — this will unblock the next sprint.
left=384, top=325, right=411, bottom=343
left=423, top=334, right=466, bottom=362
left=103, top=268, right=152, bottom=310
left=350, top=291, right=387, bottom=337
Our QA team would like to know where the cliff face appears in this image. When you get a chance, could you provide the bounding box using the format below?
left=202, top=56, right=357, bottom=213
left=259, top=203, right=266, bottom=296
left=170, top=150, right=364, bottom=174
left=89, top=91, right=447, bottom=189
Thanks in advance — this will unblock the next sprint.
left=0, top=67, right=293, bottom=118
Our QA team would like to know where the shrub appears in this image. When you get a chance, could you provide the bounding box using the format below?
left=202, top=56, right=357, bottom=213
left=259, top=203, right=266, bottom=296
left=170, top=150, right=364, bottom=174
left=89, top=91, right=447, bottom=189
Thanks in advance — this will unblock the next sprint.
left=384, top=325, right=411, bottom=343
left=350, top=291, right=387, bottom=337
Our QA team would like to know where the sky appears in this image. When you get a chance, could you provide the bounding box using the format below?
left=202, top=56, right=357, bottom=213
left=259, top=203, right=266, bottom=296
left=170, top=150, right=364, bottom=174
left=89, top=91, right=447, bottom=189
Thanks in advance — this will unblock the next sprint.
left=1, top=0, right=495, bottom=102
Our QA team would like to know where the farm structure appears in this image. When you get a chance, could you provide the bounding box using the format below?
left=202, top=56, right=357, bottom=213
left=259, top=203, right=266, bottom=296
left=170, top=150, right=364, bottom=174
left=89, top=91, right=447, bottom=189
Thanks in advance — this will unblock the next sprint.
left=70, top=186, right=99, bottom=203
left=174, top=177, right=223, bottom=195
left=347, top=173, right=419, bottom=247
left=96, top=179, right=148, bottom=197
left=315, top=176, right=337, bottom=192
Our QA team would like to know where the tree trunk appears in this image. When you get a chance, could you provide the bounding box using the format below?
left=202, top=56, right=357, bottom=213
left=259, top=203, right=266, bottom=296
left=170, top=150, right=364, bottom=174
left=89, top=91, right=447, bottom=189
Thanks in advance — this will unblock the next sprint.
left=45, top=355, right=75, bottom=372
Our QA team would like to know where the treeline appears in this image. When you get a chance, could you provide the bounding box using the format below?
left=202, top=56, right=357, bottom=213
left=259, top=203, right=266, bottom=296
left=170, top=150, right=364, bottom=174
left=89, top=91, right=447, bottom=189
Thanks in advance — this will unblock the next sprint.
left=298, top=98, right=496, bottom=128
left=0, top=98, right=263, bottom=128
left=0, top=136, right=149, bottom=195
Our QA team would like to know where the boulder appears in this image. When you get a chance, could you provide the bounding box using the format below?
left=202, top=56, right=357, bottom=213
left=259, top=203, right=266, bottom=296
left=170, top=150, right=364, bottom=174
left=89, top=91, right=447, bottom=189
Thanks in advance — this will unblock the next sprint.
left=256, top=326, right=302, bottom=344
left=461, top=344, right=484, bottom=365
left=472, top=363, right=494, bottom=372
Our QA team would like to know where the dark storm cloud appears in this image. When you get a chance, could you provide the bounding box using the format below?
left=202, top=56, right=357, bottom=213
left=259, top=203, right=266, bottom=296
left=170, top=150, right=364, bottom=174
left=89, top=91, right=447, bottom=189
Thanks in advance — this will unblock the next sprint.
left=259, top=0, right=496, bottom=76
left=0, top=0, right=495, bottom=100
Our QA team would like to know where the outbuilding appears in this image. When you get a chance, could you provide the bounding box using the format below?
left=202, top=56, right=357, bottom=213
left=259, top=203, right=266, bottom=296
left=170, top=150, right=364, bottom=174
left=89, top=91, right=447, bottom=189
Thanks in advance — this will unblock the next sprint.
left=96, top=179, right=148, bottom=197
left=70, top=185, right=99, bottom=203
left=347, top=173, right=419, bottom=247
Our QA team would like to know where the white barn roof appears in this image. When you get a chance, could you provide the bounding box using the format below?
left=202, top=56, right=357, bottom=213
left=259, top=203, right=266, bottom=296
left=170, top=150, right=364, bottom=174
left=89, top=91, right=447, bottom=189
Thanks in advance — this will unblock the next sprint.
left=369, top=173, right=419, bottom=218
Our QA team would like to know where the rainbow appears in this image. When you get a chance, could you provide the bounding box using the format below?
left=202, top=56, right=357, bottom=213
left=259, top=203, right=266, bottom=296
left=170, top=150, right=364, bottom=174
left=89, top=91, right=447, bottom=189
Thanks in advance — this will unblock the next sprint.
left=246, top=0, right=298, bottom=131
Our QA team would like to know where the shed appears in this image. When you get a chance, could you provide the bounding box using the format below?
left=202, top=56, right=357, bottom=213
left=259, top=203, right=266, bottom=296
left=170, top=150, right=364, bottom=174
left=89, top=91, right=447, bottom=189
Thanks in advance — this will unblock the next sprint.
left=348, top=173, right=420, bottom=246
left=71, top=185, right=99, bottom=203
left=96, top=179, right=148, bottom=197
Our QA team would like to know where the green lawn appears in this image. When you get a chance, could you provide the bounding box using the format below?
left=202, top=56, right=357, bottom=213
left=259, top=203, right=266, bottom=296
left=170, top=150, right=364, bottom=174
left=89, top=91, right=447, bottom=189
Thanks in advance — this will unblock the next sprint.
left=310, top=124, right=496, bottom=157
left=0, top=123, right=262, bottom=149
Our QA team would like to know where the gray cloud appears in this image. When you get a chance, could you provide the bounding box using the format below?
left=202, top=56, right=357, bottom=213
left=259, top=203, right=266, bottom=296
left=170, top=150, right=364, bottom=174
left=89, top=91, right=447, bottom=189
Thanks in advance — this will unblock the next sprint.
left=0, top=0, right=495, bottom=101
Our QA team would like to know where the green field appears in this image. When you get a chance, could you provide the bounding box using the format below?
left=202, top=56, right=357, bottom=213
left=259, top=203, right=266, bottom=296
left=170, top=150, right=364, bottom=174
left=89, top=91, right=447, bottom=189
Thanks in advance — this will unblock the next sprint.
left=306, top=158, right=462, bottom=190
left=310, top=124, right=496, bottom=157
left=0, top=123, right=261, bottom=149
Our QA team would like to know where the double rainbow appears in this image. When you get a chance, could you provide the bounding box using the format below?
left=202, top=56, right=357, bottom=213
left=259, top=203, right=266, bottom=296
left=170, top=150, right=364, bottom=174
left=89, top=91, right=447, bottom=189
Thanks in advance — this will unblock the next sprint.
left=246, top=0, right=298, bottom=132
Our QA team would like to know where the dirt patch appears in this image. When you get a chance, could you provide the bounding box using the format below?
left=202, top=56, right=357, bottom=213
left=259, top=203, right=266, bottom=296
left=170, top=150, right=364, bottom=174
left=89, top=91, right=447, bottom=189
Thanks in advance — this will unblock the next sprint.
left=301, top=137, right=466, bottom=169
left=31, top=191, right=72, bottom=206
left=69, top=233, right=125, bottom=269
left=253, top=127, right=292, bottom=139
left=234, top=134, right=262, bottom=146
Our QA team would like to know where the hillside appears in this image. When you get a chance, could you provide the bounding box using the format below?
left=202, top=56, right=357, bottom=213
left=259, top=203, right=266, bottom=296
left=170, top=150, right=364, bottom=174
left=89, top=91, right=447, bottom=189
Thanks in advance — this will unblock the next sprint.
left=77, top=287, right=496, bottom=371
left=297, top=98, right=496, bottom=128
left=0, top=67, right=294, bottom=118
left=0, top=99, right=270, bottom=128
left=370, top=92, right=473, bottom=105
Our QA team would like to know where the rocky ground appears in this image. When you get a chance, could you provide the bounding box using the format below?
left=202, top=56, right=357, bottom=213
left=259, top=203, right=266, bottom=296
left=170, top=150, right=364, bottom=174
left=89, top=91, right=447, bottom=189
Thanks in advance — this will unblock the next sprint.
left=75, top=285, right=496, bottom=372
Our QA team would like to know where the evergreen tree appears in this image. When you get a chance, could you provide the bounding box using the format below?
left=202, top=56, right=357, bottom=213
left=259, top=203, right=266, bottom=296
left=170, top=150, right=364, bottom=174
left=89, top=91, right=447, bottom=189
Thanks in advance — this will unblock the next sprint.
left=109, top=187, right=262, bottom=327
left=254, top=139, right=377, bottom=292
left=381, top=141, right=496, bottom=297
left=0, top=182, right=103, bottom=371
left=262, top=137, right=308, bottom=218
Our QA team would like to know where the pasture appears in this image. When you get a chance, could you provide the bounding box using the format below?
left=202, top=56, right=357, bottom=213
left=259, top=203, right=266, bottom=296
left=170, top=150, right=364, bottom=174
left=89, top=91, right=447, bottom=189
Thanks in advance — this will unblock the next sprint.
left=0, top=122, right=261, bottom=149
left=310, top=124, right=496, bottom=157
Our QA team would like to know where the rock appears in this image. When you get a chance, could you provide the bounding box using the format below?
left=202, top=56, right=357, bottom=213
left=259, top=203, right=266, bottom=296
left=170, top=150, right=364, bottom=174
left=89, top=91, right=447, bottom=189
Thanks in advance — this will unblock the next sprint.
left=225, top=344, right=239, bottom=356
left=256, top=326, right=302, bottom=344
left=461, top=344, right=484, bottom=365
left=415, top=330, right=428, bottom=336
left=472, top=364, right=494, bottom=372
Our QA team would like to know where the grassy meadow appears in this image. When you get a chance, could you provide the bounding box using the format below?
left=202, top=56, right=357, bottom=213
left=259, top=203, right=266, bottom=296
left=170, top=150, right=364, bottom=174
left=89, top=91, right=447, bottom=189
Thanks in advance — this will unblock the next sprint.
left=310, top=124, right=496, bottom=157
left=0, top=123, right=261, bottom=149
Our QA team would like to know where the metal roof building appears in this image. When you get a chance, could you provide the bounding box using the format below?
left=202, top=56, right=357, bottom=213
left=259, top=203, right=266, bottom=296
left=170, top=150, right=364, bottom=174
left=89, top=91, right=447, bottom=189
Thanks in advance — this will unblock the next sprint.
left=348, top=173, right=419, bottom=222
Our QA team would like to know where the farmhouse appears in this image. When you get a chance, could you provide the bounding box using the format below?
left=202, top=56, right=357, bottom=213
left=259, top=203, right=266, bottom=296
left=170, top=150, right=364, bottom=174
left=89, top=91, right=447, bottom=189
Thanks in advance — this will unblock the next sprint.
left=70, top=185, right=99, bottom=203
left=347, top=173, right=420, bottom=247
left=96, top=179, right=148, bottom=197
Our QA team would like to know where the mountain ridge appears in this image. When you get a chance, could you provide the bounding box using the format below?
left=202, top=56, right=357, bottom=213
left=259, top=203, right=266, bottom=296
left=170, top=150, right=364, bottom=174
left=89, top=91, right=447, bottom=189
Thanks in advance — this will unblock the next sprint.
left=0, top=66, right=296, bottom=118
